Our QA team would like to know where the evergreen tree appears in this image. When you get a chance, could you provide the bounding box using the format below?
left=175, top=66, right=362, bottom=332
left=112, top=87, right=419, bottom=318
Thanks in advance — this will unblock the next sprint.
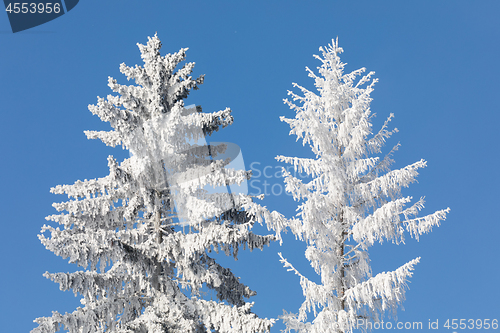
left=274, top=39, right=450, bottom=333
left=32, top=34, right=274, bottom=333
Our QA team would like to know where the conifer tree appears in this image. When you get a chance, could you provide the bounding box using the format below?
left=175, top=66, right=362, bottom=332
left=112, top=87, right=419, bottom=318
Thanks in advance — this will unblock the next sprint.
left=274, top=40, right=450, bottom=333
left=32, top=34, right=274, bottom=333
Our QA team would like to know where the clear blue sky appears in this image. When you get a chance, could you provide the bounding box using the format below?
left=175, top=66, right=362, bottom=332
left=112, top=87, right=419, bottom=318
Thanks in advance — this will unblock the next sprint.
left=1, top=1, right=499, bottom=332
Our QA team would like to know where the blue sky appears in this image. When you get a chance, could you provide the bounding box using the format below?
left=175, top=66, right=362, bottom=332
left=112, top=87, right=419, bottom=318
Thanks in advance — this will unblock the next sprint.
left=1, top=1, right=499, bottom=332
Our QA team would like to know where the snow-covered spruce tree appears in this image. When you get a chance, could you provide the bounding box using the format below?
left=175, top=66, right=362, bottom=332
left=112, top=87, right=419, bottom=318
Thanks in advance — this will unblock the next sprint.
left=273, top=40, right=450, bottom=332
left=32, top=34, right=274, bottom=333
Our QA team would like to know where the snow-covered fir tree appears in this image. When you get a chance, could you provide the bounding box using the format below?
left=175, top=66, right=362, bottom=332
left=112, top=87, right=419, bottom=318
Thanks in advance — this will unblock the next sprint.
left=32, top=34, right=275, bottom=333
left=273, top=39, right=450, bottom=333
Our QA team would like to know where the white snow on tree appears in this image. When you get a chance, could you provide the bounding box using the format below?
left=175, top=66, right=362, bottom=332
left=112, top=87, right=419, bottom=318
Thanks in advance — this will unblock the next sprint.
left=32, top=34, right=275, bottom=333
left=273, top=39, right=450, bottom=333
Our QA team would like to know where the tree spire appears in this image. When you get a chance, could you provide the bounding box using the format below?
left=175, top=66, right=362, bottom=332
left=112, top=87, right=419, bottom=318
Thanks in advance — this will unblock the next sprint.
left=32, top=35, right=274, bottom=333
left=275, top=39, right=450, bottom=333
